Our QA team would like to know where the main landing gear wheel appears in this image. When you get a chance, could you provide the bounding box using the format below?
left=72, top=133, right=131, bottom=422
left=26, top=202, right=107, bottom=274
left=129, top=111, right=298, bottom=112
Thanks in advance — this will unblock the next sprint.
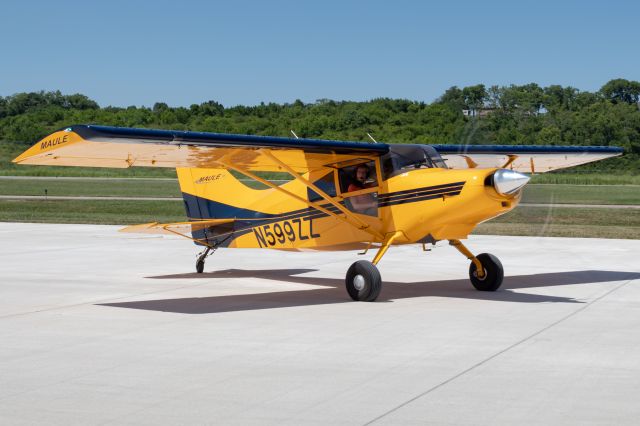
left=469, top=253, right=504, bottom=291
left=346, top=260, right=382, bottom=302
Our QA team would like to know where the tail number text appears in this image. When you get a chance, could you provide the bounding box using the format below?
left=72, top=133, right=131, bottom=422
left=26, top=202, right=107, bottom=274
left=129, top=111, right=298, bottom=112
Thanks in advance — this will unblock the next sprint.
left=253, top=218, right=320, bottom=247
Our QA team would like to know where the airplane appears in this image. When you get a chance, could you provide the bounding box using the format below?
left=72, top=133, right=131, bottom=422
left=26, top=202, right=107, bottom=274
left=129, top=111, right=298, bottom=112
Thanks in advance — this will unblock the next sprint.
left=13, top=125, right=623, bottom=301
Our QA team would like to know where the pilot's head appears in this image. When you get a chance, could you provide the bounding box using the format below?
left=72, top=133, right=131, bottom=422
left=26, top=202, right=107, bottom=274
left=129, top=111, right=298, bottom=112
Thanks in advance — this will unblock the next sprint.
left=355, top=164, right=369, bottom=184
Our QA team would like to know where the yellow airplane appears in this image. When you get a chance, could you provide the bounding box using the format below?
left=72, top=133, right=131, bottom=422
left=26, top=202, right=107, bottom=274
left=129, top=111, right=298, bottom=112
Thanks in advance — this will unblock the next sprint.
left=13, top=125, right=622, bottom=301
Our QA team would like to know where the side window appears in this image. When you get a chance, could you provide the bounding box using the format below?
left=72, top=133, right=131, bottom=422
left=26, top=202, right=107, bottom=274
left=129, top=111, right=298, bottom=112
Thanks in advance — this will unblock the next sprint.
left=338, top=161, right=379, bottom=217
left=307, top=172, right=337, bottom=202
left=338, top=161, right=378, bottom=193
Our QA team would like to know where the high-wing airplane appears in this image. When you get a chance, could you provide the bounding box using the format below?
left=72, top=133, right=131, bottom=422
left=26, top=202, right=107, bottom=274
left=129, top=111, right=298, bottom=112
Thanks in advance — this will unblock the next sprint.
left=13, top=125, right=622, bottom=301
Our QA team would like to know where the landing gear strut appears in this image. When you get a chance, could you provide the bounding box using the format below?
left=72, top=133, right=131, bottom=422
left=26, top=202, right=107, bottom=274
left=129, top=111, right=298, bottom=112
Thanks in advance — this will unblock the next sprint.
left=195, top=247, right=214, bottom=273
left=449, top=239, right=504, bottom=291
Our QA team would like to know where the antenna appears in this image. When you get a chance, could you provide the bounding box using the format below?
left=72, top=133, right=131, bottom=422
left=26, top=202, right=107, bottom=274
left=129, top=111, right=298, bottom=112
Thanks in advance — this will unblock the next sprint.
left=367, top=132, right=377, bottom=143
left=290, top=130, right=299, bottom=139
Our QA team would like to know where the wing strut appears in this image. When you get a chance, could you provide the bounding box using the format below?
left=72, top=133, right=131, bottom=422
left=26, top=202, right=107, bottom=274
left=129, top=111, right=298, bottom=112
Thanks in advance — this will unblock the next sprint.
left=215, top=154, right=384, bottom=241
left=259, top=149, right=384, bottom=240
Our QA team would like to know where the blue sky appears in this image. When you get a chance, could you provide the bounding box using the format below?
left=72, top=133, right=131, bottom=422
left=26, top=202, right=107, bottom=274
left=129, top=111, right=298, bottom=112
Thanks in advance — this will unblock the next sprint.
left=2, top=0, right=638, bottom=107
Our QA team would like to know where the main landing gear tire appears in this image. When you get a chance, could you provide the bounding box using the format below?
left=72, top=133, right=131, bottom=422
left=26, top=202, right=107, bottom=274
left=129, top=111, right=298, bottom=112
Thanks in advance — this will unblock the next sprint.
left=469, top=253, right=504, bottom=291
left=346, top=260, right=382, bottom=302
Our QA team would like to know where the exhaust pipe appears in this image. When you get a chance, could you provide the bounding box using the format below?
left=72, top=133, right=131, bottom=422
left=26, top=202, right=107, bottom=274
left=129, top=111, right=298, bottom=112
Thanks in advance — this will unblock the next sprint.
left=489, top=169, right=530, bottom=195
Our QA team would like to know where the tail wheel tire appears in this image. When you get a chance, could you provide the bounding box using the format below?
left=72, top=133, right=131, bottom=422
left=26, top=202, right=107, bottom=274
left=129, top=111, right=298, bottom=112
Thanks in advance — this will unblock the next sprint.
left=469, top=253, right=504, bottom=291
left=346, top=260, right=382, bottom=302
left=196, top=259, right=205, bottom=274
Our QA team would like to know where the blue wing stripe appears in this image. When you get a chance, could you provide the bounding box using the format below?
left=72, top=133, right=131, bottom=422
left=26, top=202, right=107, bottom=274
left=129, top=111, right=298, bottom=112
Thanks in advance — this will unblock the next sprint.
left=432, top=144, right=623, bottom=154
left=69, top=124, right=389, bottom=154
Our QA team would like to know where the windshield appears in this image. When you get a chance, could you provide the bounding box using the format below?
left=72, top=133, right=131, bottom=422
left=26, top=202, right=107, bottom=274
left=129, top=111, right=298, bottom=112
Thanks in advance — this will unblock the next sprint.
left=381, top=145, right=447, bottom=179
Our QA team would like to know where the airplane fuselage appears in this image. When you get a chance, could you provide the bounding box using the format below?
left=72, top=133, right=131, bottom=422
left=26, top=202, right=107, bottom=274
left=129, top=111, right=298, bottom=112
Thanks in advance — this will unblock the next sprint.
left=177, top=166, right=520, bottom=250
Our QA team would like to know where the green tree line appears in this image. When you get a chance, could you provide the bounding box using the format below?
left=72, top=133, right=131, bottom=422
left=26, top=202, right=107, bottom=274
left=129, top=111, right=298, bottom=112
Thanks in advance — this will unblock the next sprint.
left=1, top=79, right=639, bottom=172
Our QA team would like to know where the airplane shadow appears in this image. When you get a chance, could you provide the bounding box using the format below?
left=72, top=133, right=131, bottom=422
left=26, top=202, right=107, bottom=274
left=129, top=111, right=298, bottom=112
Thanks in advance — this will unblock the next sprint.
left=97, top=269, right=640, bottom=315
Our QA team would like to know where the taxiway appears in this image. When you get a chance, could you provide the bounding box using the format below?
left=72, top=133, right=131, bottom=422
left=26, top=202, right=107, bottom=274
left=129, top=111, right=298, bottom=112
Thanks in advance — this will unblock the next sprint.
left=0, top=223, right=638, bottom=425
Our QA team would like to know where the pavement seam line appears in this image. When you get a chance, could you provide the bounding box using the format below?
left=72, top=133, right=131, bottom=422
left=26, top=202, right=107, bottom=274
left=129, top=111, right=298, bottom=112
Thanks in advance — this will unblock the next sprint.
left=0, top=269, right=333, bottom=320
left=0, top=281, right=220, bottom=320
left=362, top=275, right=637, bottom=425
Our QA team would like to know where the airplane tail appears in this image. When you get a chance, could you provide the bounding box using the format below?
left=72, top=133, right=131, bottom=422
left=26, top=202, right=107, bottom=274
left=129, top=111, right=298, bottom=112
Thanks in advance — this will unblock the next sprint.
left=175, top=167, right=265, bottom=246
left=177, top=167, right=254, bottom=219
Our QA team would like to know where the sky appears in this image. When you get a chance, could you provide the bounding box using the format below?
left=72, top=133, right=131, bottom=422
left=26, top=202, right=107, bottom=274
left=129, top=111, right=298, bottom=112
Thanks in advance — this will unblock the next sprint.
left=1, top=0, right=639, bottom=107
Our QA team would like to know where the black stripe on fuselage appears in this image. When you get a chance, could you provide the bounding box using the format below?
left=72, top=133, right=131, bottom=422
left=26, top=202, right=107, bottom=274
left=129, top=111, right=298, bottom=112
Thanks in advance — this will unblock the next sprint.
left=378, top=186, right=465, bottom=207
left=377, top=181, right=465, bottom=202
left=378, top=189, right=463, bottom=207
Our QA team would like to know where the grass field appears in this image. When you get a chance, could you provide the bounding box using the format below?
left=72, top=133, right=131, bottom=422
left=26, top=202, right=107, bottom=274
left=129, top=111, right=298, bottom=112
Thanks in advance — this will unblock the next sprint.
left=1, top=178, right=638, bottom=205
left=521, top=184, right=640, bottom=205
left=0, top=199, right=185, bottom=225
left=1, top=151, right=638, bottom=239
left=528, top=173, right=640, bottom=185
left=475, top=206, right=640, bottom=239
left=0, top=198, right=638, bottom=239
left=0, top=178, right=182, bottom=197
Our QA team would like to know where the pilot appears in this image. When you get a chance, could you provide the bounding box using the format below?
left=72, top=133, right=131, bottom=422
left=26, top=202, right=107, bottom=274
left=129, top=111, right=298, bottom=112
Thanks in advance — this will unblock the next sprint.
left=348, top=164, right=377, bottom=214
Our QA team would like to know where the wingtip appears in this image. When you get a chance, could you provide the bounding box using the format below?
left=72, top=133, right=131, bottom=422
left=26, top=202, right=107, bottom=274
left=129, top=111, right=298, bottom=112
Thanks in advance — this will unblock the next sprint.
left=12, top=146, right=38, bottom=164
left=10, top=128, right=85, bottom=166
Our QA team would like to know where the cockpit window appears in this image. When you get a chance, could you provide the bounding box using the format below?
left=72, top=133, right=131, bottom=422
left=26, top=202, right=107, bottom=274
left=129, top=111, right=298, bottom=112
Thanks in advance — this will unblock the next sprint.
left=381, top=145, right=447, bottom=179
left=308, top=172, right=337, bottom=202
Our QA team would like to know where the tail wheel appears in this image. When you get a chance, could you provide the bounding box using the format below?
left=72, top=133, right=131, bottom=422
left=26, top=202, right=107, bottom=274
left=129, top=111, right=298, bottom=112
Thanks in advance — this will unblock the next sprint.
left=196, top=258, right=205, bottom=274
left=469, top=253, right=504, bottom=291
left=346, top=260, right=382, bottom=302
left=195, top=247, right=212, bottom=273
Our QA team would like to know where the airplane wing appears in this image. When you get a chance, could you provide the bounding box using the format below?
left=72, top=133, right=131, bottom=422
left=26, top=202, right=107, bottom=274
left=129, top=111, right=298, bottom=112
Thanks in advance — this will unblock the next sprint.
left=431, top=144, right=623, bottom=173
left=12, top=125, right=388, bottom=173
left=14, top=125, right=623, bottom=174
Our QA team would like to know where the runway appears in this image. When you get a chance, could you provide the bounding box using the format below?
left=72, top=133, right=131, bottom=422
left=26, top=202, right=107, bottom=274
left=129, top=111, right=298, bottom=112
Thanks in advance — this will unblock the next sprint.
left=0, top=223, right=639, bottom=425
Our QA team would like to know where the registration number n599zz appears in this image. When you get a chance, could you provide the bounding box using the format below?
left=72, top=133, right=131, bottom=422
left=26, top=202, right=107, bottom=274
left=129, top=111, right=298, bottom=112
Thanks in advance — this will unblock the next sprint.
left=253, top=218, right=320, bottom=247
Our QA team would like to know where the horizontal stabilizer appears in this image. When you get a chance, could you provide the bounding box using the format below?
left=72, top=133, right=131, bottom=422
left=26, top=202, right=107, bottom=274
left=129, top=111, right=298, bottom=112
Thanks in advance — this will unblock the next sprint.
left=120, top=219, right=235, bottom=236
